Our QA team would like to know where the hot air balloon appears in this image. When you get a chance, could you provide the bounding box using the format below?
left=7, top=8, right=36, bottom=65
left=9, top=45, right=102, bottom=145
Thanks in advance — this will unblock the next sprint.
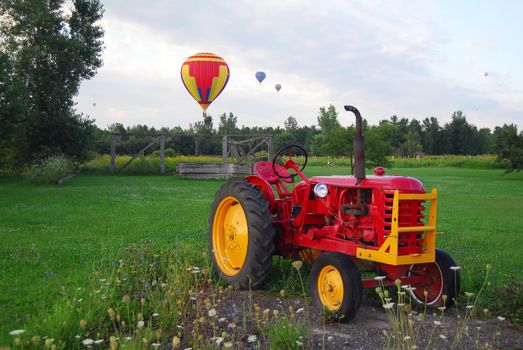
left=275, top=83, right=282, bottom=92
left=180, top=52, right=230, bottom=116
left=255, top=71, right=266, bottom=84
left=484, top=72, right=488, bottom=77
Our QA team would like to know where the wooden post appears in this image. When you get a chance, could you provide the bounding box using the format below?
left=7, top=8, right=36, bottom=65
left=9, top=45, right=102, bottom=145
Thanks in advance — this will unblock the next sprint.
left=110, top=134, right=117, bottom=171
left=267, top=135, right=273, bottom=162
left=195, top=138, right=200, bottom=156
left=159, top=134, right=165, bottom=175
left=222, top=135, right=228, bottom=163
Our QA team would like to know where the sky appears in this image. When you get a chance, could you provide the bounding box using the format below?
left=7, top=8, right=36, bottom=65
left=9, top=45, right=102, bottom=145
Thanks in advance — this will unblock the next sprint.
left=74, top=0, right=523, bottom=131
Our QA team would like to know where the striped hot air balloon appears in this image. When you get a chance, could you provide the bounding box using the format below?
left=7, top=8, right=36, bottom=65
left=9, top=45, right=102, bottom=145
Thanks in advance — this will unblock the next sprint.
left=180, top=52, right=230, bottom=112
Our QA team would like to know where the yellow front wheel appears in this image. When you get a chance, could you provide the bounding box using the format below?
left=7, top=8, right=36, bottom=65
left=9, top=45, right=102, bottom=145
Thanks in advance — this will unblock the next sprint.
left=209, top=180, right=275, bottom=289
left=310, top=253, right=362, bottom=321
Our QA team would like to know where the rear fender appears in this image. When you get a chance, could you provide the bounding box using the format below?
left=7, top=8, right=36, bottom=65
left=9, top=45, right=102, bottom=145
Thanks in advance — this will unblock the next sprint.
left=244, top=175, right=276, bottom=211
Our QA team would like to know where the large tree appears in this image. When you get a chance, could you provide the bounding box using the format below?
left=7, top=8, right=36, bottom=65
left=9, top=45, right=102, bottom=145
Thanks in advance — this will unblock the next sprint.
left=0, top=0, right=104, bottom=166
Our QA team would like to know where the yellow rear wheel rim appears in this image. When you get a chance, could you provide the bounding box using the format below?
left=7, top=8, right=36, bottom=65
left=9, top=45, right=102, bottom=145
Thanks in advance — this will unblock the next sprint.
left=318, top=265, right=344, bottom=311
left=212, top=196, right=249, bottom=276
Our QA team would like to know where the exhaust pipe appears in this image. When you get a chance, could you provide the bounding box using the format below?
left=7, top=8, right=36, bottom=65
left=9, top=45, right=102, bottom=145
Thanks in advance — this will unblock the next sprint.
left=344, top=105, right=365, bottom=184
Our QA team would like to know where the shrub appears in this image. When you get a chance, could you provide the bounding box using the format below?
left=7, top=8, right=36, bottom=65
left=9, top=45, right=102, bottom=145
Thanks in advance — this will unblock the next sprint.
left=151, top=148, right=177, bottom=157
left=24, top=154, right=76, bottom=184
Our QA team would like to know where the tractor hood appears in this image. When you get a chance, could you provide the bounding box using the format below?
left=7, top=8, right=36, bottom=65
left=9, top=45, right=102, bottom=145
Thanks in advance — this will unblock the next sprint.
left=310, top=175, right=426, bottom=193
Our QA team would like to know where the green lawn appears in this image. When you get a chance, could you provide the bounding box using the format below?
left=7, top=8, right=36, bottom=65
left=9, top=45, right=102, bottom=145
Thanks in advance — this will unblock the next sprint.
left=1, top=167, right=522, bottom=343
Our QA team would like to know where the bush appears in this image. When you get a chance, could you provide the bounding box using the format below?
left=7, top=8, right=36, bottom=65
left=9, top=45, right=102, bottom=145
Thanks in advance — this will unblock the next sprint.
left=151, top=148, right=177, bottom=157
left=24, top=154, right=76, bottom=184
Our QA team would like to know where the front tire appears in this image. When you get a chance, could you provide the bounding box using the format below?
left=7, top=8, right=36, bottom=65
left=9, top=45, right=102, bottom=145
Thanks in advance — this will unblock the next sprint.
left=310, top=252, right=362, bottom=321
left=209, top=180, right=275, bottom=289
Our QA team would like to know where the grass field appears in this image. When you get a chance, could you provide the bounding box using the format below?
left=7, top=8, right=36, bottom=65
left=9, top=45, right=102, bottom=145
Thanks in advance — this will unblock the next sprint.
left=1, top=166, right=522, bottom=346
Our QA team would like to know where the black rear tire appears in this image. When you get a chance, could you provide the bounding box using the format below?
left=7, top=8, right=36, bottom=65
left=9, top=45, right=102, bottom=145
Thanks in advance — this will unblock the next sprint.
left=208, top=180, right=275, bottom=289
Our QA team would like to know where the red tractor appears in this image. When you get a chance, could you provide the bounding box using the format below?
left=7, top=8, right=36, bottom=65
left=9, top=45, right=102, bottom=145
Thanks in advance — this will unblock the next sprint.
left=209, top=106, right=460, bottom=320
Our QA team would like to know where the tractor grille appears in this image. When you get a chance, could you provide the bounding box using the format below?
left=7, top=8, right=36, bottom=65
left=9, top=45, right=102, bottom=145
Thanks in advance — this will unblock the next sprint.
left=383, top=191, right=425, bottom=255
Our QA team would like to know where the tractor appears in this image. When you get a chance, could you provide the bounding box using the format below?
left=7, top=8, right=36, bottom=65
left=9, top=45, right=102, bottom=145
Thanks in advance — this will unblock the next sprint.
left=208, top=105, right=460, bottom=320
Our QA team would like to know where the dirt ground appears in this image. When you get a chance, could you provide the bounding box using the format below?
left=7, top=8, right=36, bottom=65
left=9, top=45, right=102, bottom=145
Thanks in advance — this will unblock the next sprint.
left=220, top=290, right=523, bottom=350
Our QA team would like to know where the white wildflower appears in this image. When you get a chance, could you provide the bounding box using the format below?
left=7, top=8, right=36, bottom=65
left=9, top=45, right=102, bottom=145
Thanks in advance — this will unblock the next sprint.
left=9, top=330, right=25, bottom=336
left=383, top=302, right=394, bottom=309
left=404, top=336, right=411, bottom=340
left=224, top=341, right=233, bottom=348
left=434, top=320, right=442, bottom=326
left=211, top=337, right=223, bottom=345
left=82, top=338, right=94, bottom=345
left=296, top=340, right=304, bottom=346
left=218, top=317, right=226, bottom=323
left=296, top=307, right=305, bottom=314
left=327, top=336, right=333, bottom=342
left=94, top=339, right=104, bottom=344
left=152, top=312, right=159, bottom=317
left=374, top=276, right=386, bottom=281
left=152, top=343, right=161, bottom=348
left=438, top=306, right=446, bottom=312
left=466, top=305, right=474, bottom=309
left=208, top=308, right=217, bottom=317
left=137, top=320, right=145, bottom=329
left=248, top=335, right=257, bottom=343
left=497, top=316, right=505, bottom=321
left=440, top=334, right=447, bottom=340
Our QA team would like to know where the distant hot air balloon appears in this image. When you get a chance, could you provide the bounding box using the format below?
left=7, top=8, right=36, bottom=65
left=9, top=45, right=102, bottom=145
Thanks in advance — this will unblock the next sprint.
left=255, top=71, right=266, bottom=84
left=484, top=72, right=488, bottom=77
left=180, top=52, right=230, bottom=115
left=275, top=83, right=282, bottom=92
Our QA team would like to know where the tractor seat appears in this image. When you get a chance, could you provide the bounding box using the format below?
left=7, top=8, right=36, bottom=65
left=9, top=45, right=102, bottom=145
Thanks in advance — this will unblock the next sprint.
left=253, top=161, right=293, bottom=184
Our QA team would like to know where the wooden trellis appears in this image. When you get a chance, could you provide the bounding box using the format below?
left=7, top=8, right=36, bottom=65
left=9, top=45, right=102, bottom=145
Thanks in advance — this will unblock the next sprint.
left=110, top=133, right=166, bottom=174
left=222, top=135, right=273, bottom=164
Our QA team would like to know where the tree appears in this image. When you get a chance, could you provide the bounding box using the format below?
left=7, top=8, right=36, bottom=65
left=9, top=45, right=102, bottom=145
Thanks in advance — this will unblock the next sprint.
left=445, top=111, right=477, bottom=155
left=494, top=124, right=523, bottom=172
left=284, top=115, right=298, bottom=131
left=218, top=112, right=238, bottom=135
left=317, top=105, right=340, bottom=135
left=422, top=117, right=448, bottom=155
left=0, top=0, right=104, bottom=166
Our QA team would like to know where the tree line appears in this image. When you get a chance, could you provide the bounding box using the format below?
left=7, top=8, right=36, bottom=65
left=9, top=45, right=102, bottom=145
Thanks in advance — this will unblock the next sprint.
left=92, top=106, right=521, bottom=171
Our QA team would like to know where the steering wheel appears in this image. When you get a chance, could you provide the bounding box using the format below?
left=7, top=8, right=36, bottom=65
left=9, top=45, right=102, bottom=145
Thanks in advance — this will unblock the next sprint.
left=272, top=144, right=308, bottom=179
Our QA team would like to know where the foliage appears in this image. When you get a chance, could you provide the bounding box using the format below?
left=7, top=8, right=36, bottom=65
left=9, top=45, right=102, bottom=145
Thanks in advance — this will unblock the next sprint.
left=0, top=0, right=104, bottom=167
left=494, top=124, right=523, bottom=172
left=267, top=317, right=307, bottom=349
left=23, top=154, right=76, bottom=184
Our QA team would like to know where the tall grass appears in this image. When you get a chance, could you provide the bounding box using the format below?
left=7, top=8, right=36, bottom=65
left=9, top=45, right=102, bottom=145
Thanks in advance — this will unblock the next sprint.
left=80, top=154, right=502, bottom=175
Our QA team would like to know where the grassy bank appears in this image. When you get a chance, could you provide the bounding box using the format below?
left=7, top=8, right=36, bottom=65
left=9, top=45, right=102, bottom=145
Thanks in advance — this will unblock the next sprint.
left=0, top=167, right=521, bottom=346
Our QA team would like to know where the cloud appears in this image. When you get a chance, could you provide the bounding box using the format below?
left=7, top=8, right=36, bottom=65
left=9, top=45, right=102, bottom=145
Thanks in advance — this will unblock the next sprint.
left=76, top=0, right=522, bottom=130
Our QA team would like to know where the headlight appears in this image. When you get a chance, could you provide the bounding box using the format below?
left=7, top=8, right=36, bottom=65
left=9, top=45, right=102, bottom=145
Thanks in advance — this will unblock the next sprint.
left=313, top=183, right=328, bottom=198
